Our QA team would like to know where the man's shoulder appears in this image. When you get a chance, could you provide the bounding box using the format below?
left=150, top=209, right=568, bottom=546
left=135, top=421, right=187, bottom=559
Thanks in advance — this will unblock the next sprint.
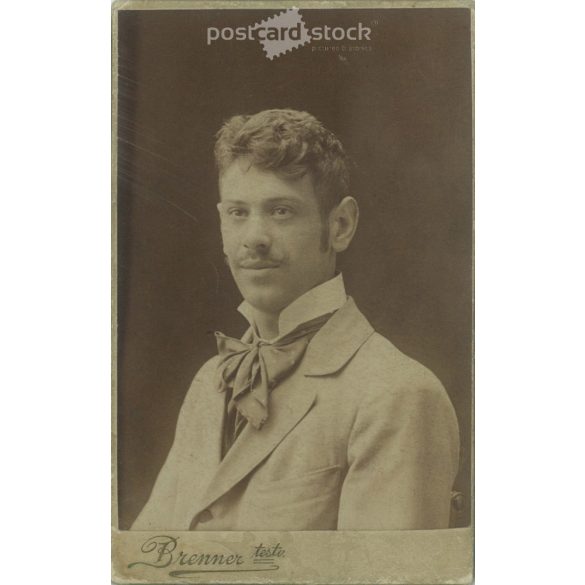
left=194, top=354, right=221, bottom=380
left=342, top=332, right=458, bottom=439
left=181, top=355, right=220, bottom=400
left=319, top=297, right=447, bottom=398
left=357, top=330, right=430, bottom=372
left=348, top=329, right=448, bottom=401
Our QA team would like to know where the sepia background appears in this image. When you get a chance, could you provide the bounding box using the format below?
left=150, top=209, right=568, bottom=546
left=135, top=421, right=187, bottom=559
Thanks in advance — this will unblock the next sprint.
left=117, top=7, right=472, bottom=530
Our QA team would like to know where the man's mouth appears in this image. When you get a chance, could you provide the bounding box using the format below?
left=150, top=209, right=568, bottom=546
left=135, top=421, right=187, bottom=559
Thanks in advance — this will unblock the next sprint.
left=238, top=260, right=280, bottom=270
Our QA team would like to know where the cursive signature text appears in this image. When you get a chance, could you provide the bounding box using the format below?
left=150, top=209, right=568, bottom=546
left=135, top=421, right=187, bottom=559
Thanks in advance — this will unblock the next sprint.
left=128, top=535, right=285, bottom=576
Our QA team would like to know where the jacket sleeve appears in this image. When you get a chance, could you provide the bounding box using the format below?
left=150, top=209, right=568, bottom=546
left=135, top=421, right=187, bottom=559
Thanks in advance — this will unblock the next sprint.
left=337, top=376, right=460, bottom=530
left=130, top=357, right=219, bottom=530
left=130, top=430, right=182, bottom=530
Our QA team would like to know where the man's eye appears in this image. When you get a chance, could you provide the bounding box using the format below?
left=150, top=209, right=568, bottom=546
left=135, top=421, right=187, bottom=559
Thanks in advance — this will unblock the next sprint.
left=272, top=206, right=293, bottom=217
left=228, top=208, right=247, bottom=217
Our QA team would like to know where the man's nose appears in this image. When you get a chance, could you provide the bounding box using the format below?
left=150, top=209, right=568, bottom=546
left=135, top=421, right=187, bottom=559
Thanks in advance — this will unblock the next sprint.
left=242, top=215, right=271, bottom=251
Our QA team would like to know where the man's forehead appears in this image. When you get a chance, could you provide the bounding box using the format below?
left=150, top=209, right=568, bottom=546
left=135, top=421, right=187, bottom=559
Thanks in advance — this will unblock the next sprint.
left=218, top=160, right=316, bottom=202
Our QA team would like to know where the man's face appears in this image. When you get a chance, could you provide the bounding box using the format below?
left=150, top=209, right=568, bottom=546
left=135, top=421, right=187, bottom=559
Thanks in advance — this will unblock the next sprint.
left=218, top=160, right=336, bottom=315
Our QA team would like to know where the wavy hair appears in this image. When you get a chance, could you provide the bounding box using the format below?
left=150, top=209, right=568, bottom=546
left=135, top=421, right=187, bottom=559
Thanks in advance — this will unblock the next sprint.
left=214, top=109, right=351, bottom=220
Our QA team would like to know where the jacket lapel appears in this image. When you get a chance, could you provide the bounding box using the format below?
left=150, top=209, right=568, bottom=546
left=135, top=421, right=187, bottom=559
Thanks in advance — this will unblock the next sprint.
left=302, top=296, right=374, bottom=376
left=192, top=376, right=317, bottom=517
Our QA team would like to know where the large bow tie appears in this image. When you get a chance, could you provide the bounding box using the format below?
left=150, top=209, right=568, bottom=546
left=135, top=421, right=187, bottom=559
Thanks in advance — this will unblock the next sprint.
left=215, top=314, right=331, bottom=431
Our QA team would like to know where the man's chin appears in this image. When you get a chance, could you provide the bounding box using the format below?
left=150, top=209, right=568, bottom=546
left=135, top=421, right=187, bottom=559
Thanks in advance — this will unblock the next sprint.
left=237, top=285, right=291, bottom=315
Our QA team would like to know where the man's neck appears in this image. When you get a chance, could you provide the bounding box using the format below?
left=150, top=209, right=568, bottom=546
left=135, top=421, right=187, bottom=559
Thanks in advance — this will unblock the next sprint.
left=251, top=309, right=280, bottom=340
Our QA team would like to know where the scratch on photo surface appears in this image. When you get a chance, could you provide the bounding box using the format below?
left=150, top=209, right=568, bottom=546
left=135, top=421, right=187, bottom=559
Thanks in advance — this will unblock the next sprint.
left=134, top=190, right=200, bottom=225
left=118, top=172, right=200, bottom=225
left=118, top=136, right=177, bottom=166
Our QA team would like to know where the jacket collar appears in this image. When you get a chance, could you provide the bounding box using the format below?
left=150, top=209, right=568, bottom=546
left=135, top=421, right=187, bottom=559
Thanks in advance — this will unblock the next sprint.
left=302, top=296, right=374, bottom=376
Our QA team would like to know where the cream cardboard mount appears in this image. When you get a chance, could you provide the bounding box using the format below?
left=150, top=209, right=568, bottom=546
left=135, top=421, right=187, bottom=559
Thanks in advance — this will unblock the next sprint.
left=112, top=1, right=474, bottom=583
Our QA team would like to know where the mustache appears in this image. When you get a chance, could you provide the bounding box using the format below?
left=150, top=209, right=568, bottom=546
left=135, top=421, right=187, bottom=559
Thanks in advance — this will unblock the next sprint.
left=232, top=253, right=284, bottom=269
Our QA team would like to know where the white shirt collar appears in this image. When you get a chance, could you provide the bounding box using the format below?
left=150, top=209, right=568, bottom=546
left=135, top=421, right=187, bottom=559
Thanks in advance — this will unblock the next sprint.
left=237, top=273, right=347, bottom=342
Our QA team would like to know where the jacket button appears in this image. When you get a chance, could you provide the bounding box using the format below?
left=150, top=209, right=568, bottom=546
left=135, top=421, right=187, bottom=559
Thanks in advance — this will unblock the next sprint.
left=198, top=509, right=213, bottom=523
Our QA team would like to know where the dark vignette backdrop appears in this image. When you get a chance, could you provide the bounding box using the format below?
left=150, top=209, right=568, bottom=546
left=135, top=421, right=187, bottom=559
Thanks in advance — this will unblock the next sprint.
left=117, top=7, right=472, bottom=530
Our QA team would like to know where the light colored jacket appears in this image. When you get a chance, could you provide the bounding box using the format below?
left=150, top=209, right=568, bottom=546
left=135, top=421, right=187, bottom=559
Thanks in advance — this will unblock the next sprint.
left=131, top=298, right=460, bottom=531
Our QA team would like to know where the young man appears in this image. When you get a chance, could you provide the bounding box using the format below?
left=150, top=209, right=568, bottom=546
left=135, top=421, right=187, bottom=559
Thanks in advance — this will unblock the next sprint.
left=132, top=109, right=459, bottom=531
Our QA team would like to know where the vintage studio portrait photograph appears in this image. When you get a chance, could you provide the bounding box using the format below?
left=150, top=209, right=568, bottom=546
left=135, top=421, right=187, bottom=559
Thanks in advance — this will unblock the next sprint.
left=115, top=3, right=472, bottom=542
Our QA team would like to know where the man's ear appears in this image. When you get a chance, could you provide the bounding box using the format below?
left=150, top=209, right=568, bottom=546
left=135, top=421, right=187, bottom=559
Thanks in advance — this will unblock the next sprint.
left=329, top=196, right=359, bottom=253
